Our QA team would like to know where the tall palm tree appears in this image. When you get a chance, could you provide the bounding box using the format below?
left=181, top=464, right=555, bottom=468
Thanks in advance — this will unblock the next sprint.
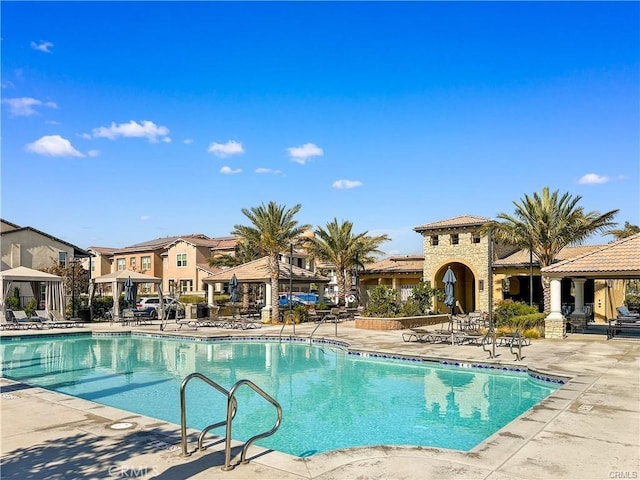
left=208, top=240, right=261, bottom=307
left=489, top=187, right=618, bottom=313
left=305, top=218, right=389, bottom=306
left=231, top=201, right=310, bottom=322
left=606, top=221, right=640, bottom=240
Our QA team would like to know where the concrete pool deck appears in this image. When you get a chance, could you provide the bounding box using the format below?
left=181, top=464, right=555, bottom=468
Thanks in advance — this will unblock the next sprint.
left=1, top=320, right=639, bottom=479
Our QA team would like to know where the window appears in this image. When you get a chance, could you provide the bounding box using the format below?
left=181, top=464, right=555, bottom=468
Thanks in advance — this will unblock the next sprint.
left=130, top=257, right=136, bottom=269
left=472, top=234, right=481, bottom=244
left=141, top=282, right=151, bottom=294
left=58, top=252, right=67, bottom=267
left=141, top=256, right=151, bottom=271
left=117, top=258, right=125, bottom=271
left=450, top=234, right=459, bottom=245
left=479, top=280, right=484, bottom=291
left=180, top=279, right=193, bottom=292
left=177, top=253, right=187, bottom=267
left=431, top=235, right=439, bottom=246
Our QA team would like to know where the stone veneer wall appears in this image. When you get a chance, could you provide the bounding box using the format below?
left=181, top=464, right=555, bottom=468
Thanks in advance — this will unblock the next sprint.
left=544, top=317, right=566, bottom=338
left=355, top=314, right=450, bottom=330
left=421, top=226, right=490, bottom=313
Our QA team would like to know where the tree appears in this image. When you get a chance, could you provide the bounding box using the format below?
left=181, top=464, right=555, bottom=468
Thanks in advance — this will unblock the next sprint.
left=208, top=240, right=261, bottom=307
left=231, top=201, right=310, bottom=322
left=606, top=221, right=640, bottom=240
left=488, top=187, right=618, bottom=313
left=304, top=218, right=389, bottom=306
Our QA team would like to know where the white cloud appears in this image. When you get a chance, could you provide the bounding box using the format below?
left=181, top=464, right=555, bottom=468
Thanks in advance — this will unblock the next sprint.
left=220, top=166, right=242, bottom=174
left=208, top=140, right=244, bottom=158
left=26, top=135, right=85, bottom=157
left=31, top=40, right=54, bottom=53
left=2, top=80, right=16, bottom=89
left=578, top=173, right=610, bottom=185
left=287, top=142, right=323, bottom=165
left=140, top=215, right=152, bottom=221
left=87, top=149, right=100, bottom=157
left=184, top=138, right=194, bottom=145
left=332, top=179, right=363, bottom=190
left=2, top=97, right=58, bottom=116
left=91, top=120, right=170, bottom=143
left=255, top=167, right=282, bottom=174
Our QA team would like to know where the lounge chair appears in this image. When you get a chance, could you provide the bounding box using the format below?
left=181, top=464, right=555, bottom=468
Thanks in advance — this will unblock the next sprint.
left=50, top=310, right=82, bottom=328
left=12, top=310, right=41, bottom=329
left=616, top=306, right=640, bottom=323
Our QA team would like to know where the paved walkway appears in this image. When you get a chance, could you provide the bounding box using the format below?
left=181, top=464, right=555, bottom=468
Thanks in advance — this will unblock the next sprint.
left=1, top=321, right=639, bottom=479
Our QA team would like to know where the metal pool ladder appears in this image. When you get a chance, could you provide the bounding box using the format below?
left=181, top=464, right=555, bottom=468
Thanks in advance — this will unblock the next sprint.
left=179, top=372, right=283, bottom=471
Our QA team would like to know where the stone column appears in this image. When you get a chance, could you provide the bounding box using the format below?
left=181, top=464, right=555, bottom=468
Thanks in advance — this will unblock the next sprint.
left=261, top=281, right=273, bottom=323
left=573, top=278, right=586, bottom=313
left=544, top=276, right=566, bottom=338
left=207, top=283, right=214, bottom=305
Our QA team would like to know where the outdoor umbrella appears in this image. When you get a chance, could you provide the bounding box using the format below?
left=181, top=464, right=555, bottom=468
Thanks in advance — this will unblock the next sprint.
left=229, top=274, right=238, bottom=304
left=443, top=267, right=457, bottom=345
left=124, top=276, right=136, bottom=309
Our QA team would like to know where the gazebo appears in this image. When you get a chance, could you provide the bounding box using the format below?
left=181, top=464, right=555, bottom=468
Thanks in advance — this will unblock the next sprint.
left=0, top=266, right=65, bottom=320
left=90, top=270, right=164, bottom=321
left=541, top=233, right=640, bottom=337
left=202, top=256, right=330, bottom=321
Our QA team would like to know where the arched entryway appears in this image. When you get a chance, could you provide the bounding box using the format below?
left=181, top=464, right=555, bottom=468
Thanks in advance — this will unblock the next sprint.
left=435, top=262, right=476, bottom=314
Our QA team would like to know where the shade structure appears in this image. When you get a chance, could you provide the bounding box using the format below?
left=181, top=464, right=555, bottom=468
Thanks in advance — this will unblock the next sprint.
left=229, top=274, right=238, bottom=303
left=0, top=266, right=66, bottom=320
left=90, top=269, right=162, bottom=321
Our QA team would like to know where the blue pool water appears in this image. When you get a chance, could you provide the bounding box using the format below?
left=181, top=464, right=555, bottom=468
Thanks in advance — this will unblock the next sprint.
left=0, top=334, right=561, bottom=456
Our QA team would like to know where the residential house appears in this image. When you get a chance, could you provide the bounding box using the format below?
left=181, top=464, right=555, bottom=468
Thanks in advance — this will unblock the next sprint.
left=91, top=234, right=238, bottom=298
left=1, top=219, right=90, bottom=307
left=360, top=255, right=424, bottom=304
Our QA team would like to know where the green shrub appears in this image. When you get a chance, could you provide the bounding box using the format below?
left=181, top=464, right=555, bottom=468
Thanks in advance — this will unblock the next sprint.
left=24, top=298, right=37, bottom=317
left=5, top=295, right=19, bottom=310
left=494, top=300, right=539, bottom=326
left=364, top=286, right=399, bottom=317
left=179, top=294, right=206, bottom=304
left=510, top=313, right=546, bottom=331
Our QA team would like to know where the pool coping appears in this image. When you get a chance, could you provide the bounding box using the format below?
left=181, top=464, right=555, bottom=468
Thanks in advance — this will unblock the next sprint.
left=1, top=325, right=636, bottom=479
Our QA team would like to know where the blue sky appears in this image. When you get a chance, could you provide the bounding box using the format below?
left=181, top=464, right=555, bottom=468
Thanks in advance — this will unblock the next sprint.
left=2, top=1, right=638, bottom=255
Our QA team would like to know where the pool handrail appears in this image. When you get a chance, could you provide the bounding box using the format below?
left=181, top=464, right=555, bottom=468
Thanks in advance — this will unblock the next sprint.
left=481, top=323, right=496, bottom=359
left=180, top=372, right=282, bottom=471
left=309, top=311, right=339, bottom=342
left=180, top=372, right=237, bottom=457
left=226, top=379, right=283, bottom=468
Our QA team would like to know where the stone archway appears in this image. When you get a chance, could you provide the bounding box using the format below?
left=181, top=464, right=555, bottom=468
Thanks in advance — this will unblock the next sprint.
left=435, top=262, right=476, bottom=314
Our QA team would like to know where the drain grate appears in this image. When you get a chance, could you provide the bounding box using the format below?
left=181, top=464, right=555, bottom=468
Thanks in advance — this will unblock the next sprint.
left=578, top=404, right=593, bottom=413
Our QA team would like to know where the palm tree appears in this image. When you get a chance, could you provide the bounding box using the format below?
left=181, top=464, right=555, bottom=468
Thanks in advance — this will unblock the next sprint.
left=231, top=201, right=310, bottom=322
left=305, top=218, right=389, bottom=306
left=208, top=240, right=261, bottom=307
left=488, top=187, right=618, bottom=313
left=606, top=221, right=640, bottom=240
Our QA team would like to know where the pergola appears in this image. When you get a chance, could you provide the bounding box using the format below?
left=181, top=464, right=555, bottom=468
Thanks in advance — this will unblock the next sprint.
left=0, top=266, right=66, bottom=319
left=541, top=233, right=640, bottom=335
left=90, top=269, right=163, bottom=320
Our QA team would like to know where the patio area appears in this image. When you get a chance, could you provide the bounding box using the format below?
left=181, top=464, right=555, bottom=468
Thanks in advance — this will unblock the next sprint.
left=1, top=321, right=638, bottom=479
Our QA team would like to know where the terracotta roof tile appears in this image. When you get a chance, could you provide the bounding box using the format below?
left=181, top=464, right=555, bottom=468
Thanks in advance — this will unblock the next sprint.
left=364, top=255, right=424, bottom=274
left=541, top=233, right=640, bottom=277
left=202, top=256, right=329, bottom=283
left=414, top=215, right=492, bottom=232
left=493, top=245, right=602, bottom=267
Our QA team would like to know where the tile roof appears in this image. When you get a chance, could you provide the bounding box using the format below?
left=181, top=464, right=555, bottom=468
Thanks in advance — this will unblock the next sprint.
left=541, top=233, right=640, bottom=277
left=202, top=256, right=329, bottom=283
left=87, top=246, right=118, bottom=255
left=493, top=245, right=603, bottom=267
left=414, top=215, right=492, bottom=232
left=364, top=255, right=424, bottom=274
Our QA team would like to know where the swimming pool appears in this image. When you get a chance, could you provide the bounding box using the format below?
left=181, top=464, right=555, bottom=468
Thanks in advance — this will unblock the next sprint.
left=0, top=333, right=563, bottom=457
